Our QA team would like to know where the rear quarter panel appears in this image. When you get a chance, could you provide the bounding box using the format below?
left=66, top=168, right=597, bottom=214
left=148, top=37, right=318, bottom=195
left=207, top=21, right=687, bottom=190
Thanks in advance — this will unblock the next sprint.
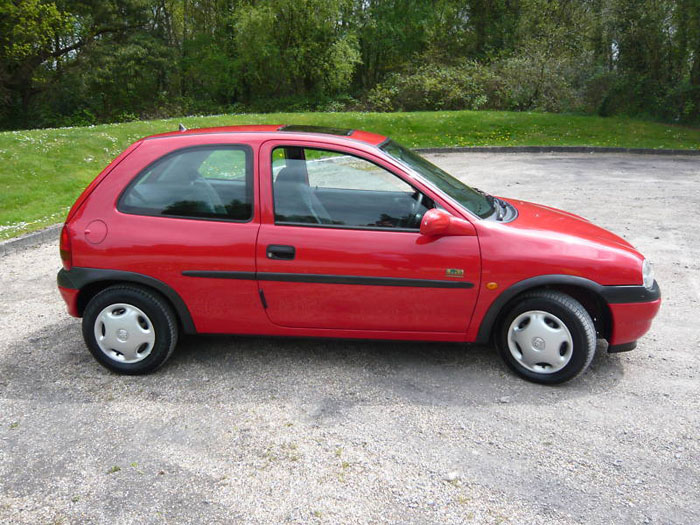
left=67, top=134, right=272, bottom=333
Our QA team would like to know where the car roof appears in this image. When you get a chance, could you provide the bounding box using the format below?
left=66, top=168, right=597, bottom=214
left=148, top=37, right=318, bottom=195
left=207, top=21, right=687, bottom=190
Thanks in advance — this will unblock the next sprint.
left=145, top=124, right=388, bottom=146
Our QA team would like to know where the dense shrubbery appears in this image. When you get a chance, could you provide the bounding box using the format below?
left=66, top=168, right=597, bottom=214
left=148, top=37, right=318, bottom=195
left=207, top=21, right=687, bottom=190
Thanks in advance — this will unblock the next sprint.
left=364, top=58, right=582, bottom=114
left=367, top=63, right=493, bottom=112
left=1, top=0, right=698, bottom=129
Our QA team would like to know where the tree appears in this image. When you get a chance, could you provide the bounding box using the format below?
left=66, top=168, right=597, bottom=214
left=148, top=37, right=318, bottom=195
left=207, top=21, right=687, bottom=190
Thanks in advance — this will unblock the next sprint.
left=233, top=0, right=360, bottom=100
left=2, top=0, right=699, bottom=128
left=0, top=0, right=156, bottom=125
left=0, top=0, right=73, bottom=119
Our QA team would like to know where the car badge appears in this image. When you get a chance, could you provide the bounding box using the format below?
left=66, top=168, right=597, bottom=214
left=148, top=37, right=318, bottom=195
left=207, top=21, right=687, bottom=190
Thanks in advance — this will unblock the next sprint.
left=445, top=268, right=464, bottom=278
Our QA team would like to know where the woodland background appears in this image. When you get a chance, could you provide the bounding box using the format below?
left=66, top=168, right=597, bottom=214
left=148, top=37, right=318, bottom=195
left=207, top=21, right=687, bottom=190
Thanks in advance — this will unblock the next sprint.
left=1, top=0, right=699, bottom=130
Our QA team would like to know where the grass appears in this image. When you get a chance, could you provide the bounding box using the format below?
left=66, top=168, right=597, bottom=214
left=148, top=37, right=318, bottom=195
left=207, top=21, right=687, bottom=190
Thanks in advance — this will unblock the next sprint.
left=1, top=110, right=698, bottom=240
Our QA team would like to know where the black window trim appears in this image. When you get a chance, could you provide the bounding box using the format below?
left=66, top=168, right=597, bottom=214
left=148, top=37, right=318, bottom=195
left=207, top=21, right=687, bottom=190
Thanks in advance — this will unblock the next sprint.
left=271, top=144, right=431, bottom=233
left=117, top=144, right=255, bottom=224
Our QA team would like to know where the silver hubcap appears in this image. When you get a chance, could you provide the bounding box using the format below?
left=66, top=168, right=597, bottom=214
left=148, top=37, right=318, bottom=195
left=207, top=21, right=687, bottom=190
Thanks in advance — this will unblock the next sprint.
left=94, top=303, right=156, bottom=364
left=507, top=310, right=573, bottom=374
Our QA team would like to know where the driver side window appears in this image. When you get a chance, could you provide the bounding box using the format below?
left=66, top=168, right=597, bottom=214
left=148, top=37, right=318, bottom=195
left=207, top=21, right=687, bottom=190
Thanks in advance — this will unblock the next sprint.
left=272, top=147, right=433, bottom=230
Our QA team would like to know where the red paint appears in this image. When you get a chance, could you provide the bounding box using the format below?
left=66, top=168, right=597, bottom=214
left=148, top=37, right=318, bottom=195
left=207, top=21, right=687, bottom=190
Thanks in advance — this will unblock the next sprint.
left=58, top=126, right=660, bottom=349
left=464, top=198, right=650, bottom=341
left=58, top=286, right=79, bottom=316
left=348, top=128, right=387, bottom=145
left=59, top=224, right=72, bottom=271
left=420, top=209, right=476, bottom=237
left=608, top=299, right=662, bottom=345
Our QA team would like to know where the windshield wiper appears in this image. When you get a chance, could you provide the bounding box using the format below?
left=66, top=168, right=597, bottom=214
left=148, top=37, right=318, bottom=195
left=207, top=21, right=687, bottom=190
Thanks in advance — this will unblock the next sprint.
left=495, top=198, right=506, bottom=221
left=488, top=196, right=506, bottom=221
left=475, top=187, right=504, bottom=220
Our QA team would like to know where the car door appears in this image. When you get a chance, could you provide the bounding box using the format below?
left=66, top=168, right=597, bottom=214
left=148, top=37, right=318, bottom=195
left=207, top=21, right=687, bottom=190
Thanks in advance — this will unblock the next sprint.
left=255, top=139, right=481, bottom=333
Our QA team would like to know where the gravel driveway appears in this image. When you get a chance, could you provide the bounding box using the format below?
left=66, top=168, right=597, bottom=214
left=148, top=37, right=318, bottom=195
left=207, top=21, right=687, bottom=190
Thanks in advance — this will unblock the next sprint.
left=1, top=152, right=698, bottom=524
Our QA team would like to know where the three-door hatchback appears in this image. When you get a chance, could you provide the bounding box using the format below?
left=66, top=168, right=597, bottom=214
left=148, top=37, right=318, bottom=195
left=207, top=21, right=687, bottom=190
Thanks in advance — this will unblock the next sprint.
left=57, top=125, right=661, bottom=383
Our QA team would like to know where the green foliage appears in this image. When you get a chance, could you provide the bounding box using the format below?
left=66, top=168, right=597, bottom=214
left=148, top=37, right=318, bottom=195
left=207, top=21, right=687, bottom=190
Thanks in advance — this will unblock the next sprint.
left=234, top=0, right=359, bottom=98
left=0, top=0, right=699, bottom=127
left=353, top=0, right=434, bottom=88
left=0, top=0, right=72, bottom=63
left=367, top=63, right=493, bottom=112
left=491, top=53, right=578, bottom=112
left=0, top=0, right=73, bottom=121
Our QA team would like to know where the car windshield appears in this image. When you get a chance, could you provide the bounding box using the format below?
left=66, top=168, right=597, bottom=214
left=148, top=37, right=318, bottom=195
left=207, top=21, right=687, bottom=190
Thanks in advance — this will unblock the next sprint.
left=380, top=139, right=495, bottom=218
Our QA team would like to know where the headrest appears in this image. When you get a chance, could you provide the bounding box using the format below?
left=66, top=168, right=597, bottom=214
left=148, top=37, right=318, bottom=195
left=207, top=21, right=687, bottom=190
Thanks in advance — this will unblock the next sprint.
left=276, top=165, right=307, bottom=185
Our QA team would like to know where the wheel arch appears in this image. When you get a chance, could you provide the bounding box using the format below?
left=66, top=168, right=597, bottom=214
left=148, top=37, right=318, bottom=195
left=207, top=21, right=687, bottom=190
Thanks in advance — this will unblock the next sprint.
left=59, top=268, right=197, bottom=334
left=476, top=275, right=612, bottom=344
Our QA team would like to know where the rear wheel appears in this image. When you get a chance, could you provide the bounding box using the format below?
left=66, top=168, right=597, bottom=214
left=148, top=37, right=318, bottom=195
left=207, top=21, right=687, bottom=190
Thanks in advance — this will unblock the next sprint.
left=496, top=291, right=596, bottom=384
left=82, top=285, right=178, bottom=374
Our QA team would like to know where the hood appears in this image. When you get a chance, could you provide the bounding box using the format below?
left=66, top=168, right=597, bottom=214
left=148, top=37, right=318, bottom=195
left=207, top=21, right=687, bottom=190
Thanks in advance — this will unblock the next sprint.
left=504, top=198, right=634, bottom=250
left=476, top=198, right=645, bottom=286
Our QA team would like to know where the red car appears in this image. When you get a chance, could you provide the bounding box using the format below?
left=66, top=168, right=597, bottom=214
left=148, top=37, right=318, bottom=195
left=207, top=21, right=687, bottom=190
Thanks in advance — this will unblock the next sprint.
left=57, top=125, right=660, bottom=384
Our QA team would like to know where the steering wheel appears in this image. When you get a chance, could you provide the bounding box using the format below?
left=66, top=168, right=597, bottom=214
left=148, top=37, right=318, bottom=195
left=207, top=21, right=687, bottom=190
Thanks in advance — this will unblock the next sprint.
left=407, top=191, right=425, bottom=228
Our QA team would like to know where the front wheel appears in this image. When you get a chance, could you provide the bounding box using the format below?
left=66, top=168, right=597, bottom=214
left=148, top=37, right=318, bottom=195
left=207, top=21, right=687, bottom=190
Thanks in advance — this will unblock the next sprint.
left=82, top=285, right=178, bottom=375
left=496, top=291, right=596, bottom=384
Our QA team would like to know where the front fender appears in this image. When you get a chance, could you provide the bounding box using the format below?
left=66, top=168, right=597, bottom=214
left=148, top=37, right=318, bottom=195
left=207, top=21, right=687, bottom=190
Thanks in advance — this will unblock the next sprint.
left=474, top=274, right=660, bottom=343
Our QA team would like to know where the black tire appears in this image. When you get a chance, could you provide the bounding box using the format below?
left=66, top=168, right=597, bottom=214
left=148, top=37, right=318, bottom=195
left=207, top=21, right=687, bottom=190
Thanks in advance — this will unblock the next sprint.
left=496, top=290, right=596, bottom=384
left=82, top=284, right=178, bottom=375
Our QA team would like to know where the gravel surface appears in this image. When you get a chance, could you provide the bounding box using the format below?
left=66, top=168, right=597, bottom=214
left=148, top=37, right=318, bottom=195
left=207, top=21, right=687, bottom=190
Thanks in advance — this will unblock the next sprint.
left=1, top=152, right=699, bottom=524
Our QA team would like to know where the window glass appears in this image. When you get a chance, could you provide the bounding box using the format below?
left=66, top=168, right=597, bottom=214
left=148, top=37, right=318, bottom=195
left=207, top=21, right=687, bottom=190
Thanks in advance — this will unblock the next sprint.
left=120, top=146, right=252, bottom=221
left=272, top=147, right=287, bottom=179
left=381, top=139, right=494, bottom=218
left=305, top=150, right=409, bottom=192
left=198, top=149, right=247, bottom=180
left=272, top=146, right=432, bottom=229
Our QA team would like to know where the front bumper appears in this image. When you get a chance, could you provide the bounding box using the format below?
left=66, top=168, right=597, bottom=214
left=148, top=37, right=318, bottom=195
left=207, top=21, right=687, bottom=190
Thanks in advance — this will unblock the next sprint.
left=603, top=280, right=661, bottom=347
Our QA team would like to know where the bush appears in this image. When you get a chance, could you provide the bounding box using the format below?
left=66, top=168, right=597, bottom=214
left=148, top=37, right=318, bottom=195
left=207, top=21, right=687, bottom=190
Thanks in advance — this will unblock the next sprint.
left=490, top=53, right=579, bottom=113
left=582, top=71, right=617, bottom=116
left=364, top=57, right=587, bottom=114
left=366, top=63, right=495, bottom=112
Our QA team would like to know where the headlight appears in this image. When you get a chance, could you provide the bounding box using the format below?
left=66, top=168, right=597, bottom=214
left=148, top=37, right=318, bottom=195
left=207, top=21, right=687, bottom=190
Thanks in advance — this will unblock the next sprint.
left=642, top=259, right=654, bottom=289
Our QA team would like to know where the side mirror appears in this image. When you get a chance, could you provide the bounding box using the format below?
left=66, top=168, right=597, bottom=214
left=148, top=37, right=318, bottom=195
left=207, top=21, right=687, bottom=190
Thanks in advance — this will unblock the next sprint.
left=420, top=208, right=475, bottom=237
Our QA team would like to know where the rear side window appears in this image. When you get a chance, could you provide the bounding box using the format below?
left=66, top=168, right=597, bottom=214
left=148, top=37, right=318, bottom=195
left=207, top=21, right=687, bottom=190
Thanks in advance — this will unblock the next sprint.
left=119, top=145, right=252, bottom=221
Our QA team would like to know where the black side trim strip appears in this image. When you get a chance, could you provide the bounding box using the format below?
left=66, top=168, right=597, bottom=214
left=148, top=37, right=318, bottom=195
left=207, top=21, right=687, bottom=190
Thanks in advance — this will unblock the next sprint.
left=183, top=270, right=473, bottom=289
left=475, top=275, right=661, bottom=344
left=182, top=271, right=256, bottom=280
left=58, top=268, right=197, bottom=334
left=260, top=272, right=473, bottom=288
